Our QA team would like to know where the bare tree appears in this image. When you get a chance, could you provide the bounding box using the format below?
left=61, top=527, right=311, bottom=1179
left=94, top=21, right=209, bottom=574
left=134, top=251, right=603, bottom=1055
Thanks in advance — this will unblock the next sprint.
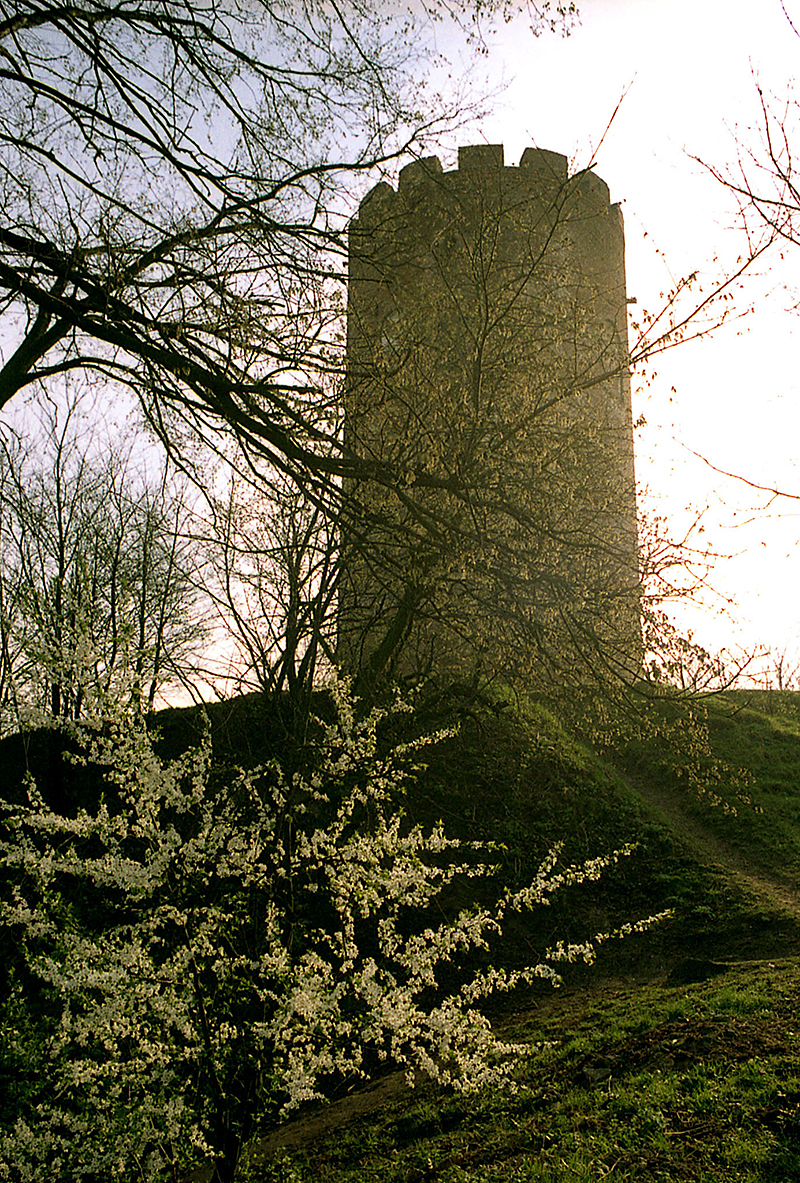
left=0, top=391, right=204, bottom=730
left=0, top=0, right=578, bottom=503
left=770, top=647, right=800, bottom=690
left=688, top=16, right=800, bottom=507
left=203, top=470, right=338, bottom=707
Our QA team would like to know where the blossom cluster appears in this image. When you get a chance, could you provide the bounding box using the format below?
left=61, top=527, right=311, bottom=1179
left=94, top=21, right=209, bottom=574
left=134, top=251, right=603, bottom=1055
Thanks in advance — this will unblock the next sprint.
left=0, top=678, right=663, bottom=1182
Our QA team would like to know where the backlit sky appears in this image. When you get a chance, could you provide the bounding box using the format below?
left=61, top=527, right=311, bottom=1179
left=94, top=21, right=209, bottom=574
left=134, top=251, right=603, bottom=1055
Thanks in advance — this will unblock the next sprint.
left=457, top=0, right=800, bottom=676
left=4, top=0, right=797, bottom=692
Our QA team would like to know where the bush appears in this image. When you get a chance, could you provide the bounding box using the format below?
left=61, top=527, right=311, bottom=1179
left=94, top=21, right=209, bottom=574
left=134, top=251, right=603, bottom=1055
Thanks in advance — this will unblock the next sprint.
left=0, top=679, right=664, bottom=1182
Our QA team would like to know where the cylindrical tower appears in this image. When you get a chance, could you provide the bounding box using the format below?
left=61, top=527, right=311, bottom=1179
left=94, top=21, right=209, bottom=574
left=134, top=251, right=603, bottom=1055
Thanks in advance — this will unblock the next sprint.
left=339, top=144, right=640, bottom=688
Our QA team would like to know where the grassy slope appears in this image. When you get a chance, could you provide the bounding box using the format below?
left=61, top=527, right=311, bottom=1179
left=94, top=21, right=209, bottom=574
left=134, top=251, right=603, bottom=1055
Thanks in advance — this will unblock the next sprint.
left=254, top=959, right=800, bottom=1182
left=240, top=688, right=800, bottom=1182
left=7, top=687, right=797, bottom=1179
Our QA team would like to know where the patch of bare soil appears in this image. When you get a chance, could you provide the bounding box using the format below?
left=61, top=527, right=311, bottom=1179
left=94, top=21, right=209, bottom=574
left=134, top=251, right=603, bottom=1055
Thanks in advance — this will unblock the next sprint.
left=182, top=1071, right=414, bottom=1182
left=570, top=1002, right=794, bottom=1083
left=253, top=1071, right=412, bottom=1159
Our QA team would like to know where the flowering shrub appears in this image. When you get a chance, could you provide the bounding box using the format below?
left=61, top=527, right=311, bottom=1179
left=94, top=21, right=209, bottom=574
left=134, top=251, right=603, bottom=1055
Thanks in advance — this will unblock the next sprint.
left=0, top=679, right=667, bottom=1182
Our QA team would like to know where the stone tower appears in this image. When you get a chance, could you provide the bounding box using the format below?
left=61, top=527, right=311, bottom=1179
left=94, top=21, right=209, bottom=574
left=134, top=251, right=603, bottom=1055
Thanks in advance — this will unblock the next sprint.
left=339, top=144, right=640, bottom=689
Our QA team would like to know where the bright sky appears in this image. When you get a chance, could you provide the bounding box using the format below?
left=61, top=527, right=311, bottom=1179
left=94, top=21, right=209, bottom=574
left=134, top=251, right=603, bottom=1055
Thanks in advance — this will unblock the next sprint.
left=5, top=0, right=797, bottom=695
left=463, top=0, right=800, bottom=676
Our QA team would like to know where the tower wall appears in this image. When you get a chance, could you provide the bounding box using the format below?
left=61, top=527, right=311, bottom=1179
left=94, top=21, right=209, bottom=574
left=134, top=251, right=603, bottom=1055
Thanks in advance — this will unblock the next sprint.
left=339, top=144, right=641, bottom=688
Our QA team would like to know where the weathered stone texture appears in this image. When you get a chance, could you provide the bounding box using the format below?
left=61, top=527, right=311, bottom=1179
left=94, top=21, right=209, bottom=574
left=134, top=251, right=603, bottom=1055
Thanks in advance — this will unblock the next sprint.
left=339, top=144, right=641, bottom=688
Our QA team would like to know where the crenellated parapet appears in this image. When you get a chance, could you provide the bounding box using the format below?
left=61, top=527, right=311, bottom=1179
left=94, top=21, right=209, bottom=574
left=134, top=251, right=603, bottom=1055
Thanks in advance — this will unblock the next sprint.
left=354, top=145, right=621, bottom=265
left=356, top=143, right=611, bottom=211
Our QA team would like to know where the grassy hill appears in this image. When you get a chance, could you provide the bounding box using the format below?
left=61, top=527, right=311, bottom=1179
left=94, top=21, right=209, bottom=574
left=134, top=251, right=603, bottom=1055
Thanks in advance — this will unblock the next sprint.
left=228, top=687, right=800, bottom=1182
left=247, top=957, right=800, bottom=1182
left=3, top=686, right=800, bottom=1181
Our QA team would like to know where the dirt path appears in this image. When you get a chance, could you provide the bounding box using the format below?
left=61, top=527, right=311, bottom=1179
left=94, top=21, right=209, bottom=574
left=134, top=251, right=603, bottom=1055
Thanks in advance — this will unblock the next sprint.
left=186, top=773, right=800, bottom=1182
left=630, top=773, right=800, bottom=920
left=235, top=774, right=800, bottom=1175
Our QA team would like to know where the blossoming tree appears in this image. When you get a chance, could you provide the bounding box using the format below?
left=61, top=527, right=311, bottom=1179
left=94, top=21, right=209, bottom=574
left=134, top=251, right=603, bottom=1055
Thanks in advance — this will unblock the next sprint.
left=0, top=680, right=663, bottom=1182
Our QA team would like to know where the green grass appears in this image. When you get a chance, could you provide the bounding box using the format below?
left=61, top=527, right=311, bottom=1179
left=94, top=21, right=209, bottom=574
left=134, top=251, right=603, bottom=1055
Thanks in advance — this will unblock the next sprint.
left=702, top=692, right=800, bottom=875
left=247, top=960, right=800, bottom=1182
left=234, top=688, right=800, bottom=1182
left=7, top=685, right=800, bottom=1180
left=399, top=689, right=800, bottom=974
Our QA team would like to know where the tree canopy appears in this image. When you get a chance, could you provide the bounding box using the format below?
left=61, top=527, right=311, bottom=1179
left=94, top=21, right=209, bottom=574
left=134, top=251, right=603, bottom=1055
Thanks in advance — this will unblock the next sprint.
left=0, top=0, right=576, bottom=497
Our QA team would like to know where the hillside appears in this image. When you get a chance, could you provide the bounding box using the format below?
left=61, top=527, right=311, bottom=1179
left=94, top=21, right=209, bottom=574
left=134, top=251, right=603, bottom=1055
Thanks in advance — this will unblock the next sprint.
left=3, top=687, right=800, bottom=1181
left=232, top=687, right=800, bottom=1182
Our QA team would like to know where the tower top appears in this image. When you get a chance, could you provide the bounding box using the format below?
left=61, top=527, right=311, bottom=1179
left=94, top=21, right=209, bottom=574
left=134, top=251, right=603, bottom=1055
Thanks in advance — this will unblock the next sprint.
left=356, top=145, right=613, bottom=224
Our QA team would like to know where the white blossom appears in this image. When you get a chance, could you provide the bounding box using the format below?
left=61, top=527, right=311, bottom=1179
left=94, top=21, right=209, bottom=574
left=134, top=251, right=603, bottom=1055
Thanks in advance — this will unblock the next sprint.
left=0, top=675, right=665, bottom=1181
